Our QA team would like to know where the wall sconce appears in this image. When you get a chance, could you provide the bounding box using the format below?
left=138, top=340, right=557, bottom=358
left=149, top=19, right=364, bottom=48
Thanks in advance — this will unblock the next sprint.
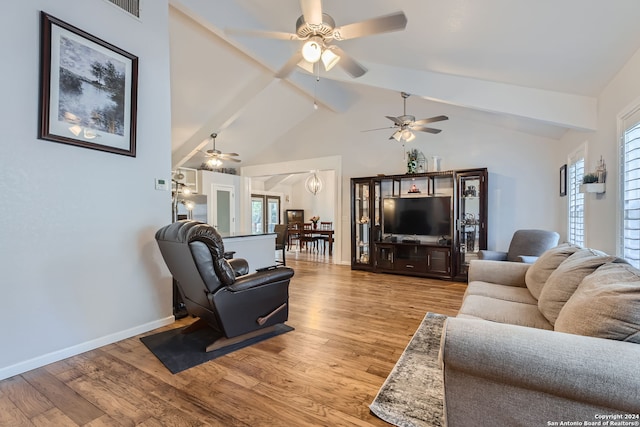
left=305, top=171, right=323, bottom=195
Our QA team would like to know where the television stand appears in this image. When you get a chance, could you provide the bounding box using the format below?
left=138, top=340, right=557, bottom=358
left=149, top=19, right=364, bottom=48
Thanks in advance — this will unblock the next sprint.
left=374, top=241, right=451, bottom=279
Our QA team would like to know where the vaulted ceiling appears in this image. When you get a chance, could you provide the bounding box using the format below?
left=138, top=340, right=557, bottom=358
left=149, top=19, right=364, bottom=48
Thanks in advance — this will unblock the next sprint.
left=169, top=0, right=640, bottom=170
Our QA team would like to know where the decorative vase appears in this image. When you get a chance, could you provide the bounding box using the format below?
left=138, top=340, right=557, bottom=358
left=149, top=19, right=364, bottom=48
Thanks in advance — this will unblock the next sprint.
left=313, top=222, right=318, bottom=229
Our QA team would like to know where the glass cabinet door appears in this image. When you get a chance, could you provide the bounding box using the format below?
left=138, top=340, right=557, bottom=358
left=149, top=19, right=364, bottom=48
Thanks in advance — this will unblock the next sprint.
left=354, top=181, right=371, bottom=266
left=458, top=173, right=483, bottom=275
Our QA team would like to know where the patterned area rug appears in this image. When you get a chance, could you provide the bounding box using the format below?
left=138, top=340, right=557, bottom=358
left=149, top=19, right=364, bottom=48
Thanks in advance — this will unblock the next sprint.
left=370, top=312, right=448, bottom=427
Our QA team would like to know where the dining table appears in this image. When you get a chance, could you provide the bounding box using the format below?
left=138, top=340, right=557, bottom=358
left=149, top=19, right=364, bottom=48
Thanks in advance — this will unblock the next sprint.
left=300, top=227, right=335, bottom=255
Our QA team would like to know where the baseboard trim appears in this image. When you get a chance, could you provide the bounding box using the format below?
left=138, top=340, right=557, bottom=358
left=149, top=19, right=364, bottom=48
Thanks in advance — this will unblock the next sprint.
left=0, top=315, right=175, bottom=381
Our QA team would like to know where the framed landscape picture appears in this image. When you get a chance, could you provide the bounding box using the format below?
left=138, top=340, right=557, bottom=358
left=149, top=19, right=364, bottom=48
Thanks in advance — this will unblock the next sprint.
left=39, top=12, right=138, bottom=157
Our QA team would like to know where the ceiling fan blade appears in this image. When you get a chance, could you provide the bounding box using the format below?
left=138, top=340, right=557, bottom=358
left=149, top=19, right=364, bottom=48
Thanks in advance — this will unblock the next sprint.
left=333, top=12, right=407, bottom=41
left=412, top=115, right=449, bottom=126
left=275, top=51, right=304, bottom=78
left=220, top=153, right=240, bottom=157
left=332, top=46, right=367, bottom=78
left=361, top=126, right=395, bottom=132
left=300, top=0, right=323, bottom=25
left=412, top=126, right=442, bottom=134
left=224, top=28, right=299, bottom=41
left=385, top=115, right=403, bottom=126
left=224, top=157, right=242, bottom=163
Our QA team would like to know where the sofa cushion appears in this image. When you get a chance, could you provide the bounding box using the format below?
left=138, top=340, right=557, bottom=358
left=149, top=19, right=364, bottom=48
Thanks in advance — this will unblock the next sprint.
left=458, top=294, right=553, bottom=330
left=524, top=243, right=581, bottom=300
left=465, top=281, right=538, bottom=305
left=537, top=249, right=622, bottom=325
left=555, top=263, right=640, bottom=343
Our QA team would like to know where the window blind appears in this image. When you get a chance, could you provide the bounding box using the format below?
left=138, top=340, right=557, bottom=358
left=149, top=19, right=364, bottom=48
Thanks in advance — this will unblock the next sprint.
left=621, top=107, right=640, bottom=268
left=568, top=155, right=584, bottom=247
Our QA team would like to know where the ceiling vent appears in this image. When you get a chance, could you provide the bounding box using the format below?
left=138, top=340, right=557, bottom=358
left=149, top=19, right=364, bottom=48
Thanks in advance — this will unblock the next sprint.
left=106, top=0, right=140, bottom=18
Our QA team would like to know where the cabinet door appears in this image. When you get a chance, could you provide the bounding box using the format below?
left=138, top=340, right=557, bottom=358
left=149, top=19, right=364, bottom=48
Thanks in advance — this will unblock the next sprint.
left=427, top=247, right=451, bottom=275
left=375, top=244, right=394, bottom=270
left=456, top=170, right=487, bottom=278
left=352, top=179, right=372, bottom=268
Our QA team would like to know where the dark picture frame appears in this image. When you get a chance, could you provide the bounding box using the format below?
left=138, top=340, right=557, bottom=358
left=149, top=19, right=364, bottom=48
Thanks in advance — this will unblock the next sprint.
left=559, top=164, right=567, bottom=197
left=39, top=12, right=138, bottom=157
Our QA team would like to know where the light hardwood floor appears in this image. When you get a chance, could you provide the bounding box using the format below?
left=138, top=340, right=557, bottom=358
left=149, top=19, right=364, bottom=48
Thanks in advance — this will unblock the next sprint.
left=0, top=258, right=467, bottom=426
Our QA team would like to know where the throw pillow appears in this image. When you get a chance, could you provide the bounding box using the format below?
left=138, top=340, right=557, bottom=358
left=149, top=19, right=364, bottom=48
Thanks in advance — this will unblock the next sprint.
left=555, top=263, right=640, bottom=343
left=538, top=248, right=622, bottom=325
left=524, top=243, right=581, bottom=299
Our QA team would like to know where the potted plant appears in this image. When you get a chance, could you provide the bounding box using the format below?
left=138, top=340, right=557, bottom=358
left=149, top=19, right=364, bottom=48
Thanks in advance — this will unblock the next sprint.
left=310, top=215, right=320, bottom=229
left=583, top=173, right=599, bottom=184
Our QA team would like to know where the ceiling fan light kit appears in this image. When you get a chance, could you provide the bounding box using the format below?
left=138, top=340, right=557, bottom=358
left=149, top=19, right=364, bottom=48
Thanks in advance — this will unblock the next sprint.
left=363, top=92, right=449, bottom=142
left=198, top=132, right=241, bottom=169
left=226, top=0, right=407, bottom=79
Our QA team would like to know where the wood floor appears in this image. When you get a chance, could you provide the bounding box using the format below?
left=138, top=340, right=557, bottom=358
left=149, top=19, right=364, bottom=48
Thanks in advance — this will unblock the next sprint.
left=0, top=258, right=467, bottom=426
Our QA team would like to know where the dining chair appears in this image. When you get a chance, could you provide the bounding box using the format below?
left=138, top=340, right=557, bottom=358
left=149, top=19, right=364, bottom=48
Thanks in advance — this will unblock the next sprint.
left=274, top=224, right=288, bottom=265
left=287, top=222, right=301, bottom=250
left=318, top=221, right=333, bottom=254
left=301, top=223, right=320, bottom=252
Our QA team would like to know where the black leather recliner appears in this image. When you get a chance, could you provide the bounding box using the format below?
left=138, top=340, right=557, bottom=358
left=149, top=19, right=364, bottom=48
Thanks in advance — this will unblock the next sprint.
left=155, top=220, right=295, bottom=352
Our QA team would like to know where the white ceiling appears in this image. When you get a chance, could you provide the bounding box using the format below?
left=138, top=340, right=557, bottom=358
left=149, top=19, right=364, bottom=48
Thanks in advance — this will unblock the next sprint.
left=169, top=0, right=640, bottom=169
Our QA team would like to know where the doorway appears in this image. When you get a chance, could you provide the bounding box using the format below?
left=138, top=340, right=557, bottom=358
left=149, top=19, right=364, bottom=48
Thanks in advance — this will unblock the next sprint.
left=251, top=194, right=281, bottom=233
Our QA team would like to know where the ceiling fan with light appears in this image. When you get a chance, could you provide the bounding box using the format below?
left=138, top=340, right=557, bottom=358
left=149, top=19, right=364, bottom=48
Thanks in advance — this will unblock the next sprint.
left=363, top=92, right=449, bottom=142
left=225, top=0, right=407, bottom=79
left=198, top=133, right=241, bottom=168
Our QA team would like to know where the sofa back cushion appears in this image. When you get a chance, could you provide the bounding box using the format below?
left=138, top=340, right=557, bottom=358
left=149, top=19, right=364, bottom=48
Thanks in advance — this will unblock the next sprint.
left=555, top=263, right=640, bottom=343
left=537, top=249, right=622, bottom=325
left=524, top=243, right=581, bottom=299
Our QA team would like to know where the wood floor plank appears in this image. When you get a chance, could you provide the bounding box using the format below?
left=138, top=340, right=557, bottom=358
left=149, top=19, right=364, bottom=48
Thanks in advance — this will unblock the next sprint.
left=21, top=368, right=104, bottom=425
left=1, top=256, right=465, bottom=426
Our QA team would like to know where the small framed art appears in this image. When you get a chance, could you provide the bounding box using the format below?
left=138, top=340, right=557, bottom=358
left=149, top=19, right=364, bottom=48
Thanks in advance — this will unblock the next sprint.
left=559, top=164, right=567, bottom=197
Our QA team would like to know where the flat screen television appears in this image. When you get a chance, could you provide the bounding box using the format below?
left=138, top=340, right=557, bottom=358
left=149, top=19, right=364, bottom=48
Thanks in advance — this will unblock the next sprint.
left=383, top=196, right=451, bottom=236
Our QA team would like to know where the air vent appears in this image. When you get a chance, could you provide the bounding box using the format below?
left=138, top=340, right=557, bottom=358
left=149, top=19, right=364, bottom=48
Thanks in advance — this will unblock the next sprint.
left=107, top=0, right=140, bottom=18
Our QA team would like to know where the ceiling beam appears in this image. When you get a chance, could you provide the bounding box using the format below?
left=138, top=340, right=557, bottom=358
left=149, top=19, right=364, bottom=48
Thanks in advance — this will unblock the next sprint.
left=326, top=62, right=598, bottom=131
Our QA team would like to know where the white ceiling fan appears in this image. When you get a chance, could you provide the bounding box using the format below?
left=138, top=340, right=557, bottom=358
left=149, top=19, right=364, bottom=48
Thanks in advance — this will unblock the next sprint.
left=225, top=0, right=407, bottom=79
left=363, top=92, right=449, bottom=142
left=198, top=133, right=241, bottom=168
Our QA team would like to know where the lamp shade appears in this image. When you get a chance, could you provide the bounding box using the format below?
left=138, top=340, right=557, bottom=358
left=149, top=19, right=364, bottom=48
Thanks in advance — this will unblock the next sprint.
left=402, top=130, right=416, bottom=142
left=305, top=172, right=323, bottom=195
left=321, top=48, right=340, bottom=71
left=302, top=37, right=322, bottom=63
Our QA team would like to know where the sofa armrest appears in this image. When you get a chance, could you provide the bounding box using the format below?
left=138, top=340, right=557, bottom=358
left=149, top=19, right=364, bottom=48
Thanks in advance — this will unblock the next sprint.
left=477, top=250, right=507, bottom=261
left=515, top=255, right=539, bottom=263
left=440, top=318, right=640, bottom=414
left=467, top=260, right=529, bottom=287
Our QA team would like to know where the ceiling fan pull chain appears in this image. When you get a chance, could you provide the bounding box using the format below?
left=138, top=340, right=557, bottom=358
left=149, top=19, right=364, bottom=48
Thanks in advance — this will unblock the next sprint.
left=313, top=62, right=320, bottom=110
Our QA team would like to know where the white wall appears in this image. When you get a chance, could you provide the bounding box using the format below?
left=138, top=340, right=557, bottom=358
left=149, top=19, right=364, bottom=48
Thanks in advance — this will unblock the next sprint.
left=0, top=1, right=173, bottom=380
left=557, top=46, right=640, bottom=254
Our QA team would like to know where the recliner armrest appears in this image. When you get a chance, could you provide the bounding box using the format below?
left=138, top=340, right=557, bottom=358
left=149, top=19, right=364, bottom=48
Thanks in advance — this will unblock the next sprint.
left=227, top=267, right=295, bottom=292
left=477, top=250, right=508, bottom=261
left=228, top=258, right=249, bottom=276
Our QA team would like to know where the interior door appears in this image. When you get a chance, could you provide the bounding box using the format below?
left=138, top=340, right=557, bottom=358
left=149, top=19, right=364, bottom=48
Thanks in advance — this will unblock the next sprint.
left=211, top=184, right=235, bottom=233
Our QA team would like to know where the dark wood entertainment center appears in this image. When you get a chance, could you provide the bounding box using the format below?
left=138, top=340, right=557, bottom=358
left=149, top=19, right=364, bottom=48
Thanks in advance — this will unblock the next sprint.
left=351, top=168, right=487, bottom=281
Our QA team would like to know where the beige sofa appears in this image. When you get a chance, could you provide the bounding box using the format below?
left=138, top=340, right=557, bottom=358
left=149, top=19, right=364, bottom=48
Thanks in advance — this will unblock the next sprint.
left=440, top=243, right=640, bottom=426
